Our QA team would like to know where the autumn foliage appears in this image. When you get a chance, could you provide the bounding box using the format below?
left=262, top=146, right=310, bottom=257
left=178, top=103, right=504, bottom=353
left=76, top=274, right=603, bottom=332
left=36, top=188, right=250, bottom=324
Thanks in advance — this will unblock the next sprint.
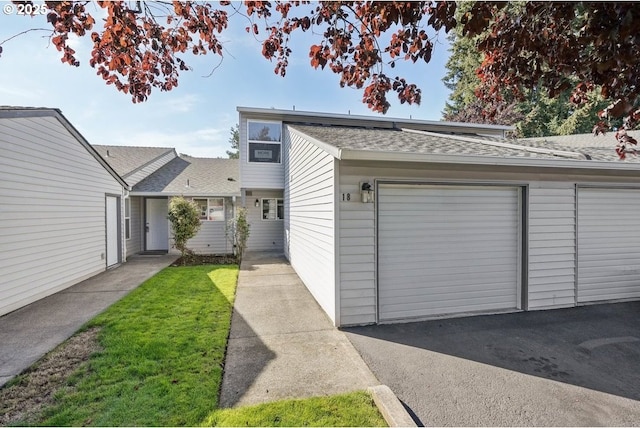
left=4, top=1, right=640, bottom=157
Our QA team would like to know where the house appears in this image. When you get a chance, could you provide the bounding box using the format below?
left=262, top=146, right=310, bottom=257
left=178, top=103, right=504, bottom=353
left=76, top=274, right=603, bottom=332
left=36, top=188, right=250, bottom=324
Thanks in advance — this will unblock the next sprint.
left=93, top=146, right=240, bottom=256
left=238, top=106, right=640, bottom=327
left=0, top=107, right=128, bottom=317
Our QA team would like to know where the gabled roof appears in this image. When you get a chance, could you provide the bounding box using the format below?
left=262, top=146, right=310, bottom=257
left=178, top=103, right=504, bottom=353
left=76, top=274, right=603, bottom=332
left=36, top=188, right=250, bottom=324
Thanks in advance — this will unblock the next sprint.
left=0, top=106, right=128, bottom=188
left=93, top=145, right=176, bottom=178
left=287, top=124, right=640, bottom=171
left=132, top=155, right=240, bottom=196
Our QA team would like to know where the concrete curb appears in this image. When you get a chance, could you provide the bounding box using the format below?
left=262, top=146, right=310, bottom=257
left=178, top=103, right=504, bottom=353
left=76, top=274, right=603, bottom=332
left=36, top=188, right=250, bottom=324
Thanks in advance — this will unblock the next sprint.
left=368, top=384, right=417, bottom=427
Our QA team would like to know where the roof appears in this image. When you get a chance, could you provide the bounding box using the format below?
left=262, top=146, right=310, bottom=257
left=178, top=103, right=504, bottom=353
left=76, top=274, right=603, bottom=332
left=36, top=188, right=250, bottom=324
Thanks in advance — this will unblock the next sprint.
left=287, top=124, right=640, bottom=171
left=132, top=156, right=240, bottom=196
left=522, top=131, right=640, bottom=163
left=0, top=106, right=128, bottom=188
left=238, top=106, right=513, bottom=137
left=93, top=145, right=176, bottom=177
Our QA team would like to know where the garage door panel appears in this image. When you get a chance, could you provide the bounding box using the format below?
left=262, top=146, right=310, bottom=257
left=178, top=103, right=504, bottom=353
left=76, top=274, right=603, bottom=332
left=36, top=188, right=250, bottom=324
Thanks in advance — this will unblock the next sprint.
left=378, top=184, right=520, bottom=321
left=578, top=188, right=640, bottom=303
left=378, top=251, right=517, bottom=266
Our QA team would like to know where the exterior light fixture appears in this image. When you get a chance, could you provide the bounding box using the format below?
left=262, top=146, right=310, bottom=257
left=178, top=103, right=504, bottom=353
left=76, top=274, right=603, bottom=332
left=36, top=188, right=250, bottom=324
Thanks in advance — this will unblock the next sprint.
left=255, top=199, right=260, bottom=207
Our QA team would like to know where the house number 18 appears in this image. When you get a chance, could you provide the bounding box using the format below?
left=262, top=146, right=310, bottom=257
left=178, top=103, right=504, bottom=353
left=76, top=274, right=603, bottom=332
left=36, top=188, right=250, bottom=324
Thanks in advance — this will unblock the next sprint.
left=341, top=193, right=351, bottom=201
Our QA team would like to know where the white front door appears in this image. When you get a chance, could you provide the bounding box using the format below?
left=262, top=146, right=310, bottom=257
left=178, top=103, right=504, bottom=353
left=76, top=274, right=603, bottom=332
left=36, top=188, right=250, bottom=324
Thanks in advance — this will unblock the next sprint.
left=146, top=198, right=169, bottom=251
left=106, top=196, right=120, bottom=267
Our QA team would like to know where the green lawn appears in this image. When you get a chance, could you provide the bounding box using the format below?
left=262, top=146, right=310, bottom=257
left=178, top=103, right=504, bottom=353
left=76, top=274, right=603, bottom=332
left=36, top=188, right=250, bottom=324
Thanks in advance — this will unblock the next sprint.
left=11, top=264, right=385, bottom=426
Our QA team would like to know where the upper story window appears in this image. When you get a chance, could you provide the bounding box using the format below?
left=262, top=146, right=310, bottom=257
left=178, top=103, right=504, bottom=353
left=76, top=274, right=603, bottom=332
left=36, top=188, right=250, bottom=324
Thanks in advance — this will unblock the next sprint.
left=248, top=120, right=282, bottom=163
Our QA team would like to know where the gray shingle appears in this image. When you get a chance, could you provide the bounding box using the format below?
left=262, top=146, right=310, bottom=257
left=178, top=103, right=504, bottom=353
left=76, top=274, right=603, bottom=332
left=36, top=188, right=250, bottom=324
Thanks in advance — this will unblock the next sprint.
left=93, top=145, right=175, bottom=177
left=290, top=124, right=640, bottom=164
left=290, top=124, right=569, bottom=159
left=133, top=156, right=240, bottom=195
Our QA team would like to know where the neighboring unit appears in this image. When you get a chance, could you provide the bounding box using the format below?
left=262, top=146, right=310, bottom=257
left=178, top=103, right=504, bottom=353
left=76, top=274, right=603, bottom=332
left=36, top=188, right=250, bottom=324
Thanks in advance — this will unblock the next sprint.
left=93, top=146, right=240, bottom=256
left=238, top=106, right=640, bottom=327
left=0, top=107, right=128, bottom=317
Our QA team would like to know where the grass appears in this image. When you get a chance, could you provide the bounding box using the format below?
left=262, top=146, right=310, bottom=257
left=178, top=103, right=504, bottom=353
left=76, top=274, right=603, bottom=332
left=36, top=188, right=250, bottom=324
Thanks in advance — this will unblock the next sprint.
left=203, top=391, right=386, bottom=427
left=10, top=263, right=386, bottom=427
left=36, top=265, right=238, bottom=426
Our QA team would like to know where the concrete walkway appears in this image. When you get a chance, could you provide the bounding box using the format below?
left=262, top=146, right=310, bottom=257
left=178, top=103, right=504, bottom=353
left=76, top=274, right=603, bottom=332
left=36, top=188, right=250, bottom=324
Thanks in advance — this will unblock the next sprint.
left=0, top=254, right=178, bottom=387
left=219, top=252, right=380, bottom=408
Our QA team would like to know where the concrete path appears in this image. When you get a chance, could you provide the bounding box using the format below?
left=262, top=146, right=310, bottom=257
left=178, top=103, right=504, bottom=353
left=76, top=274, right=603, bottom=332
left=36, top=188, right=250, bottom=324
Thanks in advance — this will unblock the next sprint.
left=0, top=254, right=178, bottom=387
left=219, top=252, right=379, bottom=408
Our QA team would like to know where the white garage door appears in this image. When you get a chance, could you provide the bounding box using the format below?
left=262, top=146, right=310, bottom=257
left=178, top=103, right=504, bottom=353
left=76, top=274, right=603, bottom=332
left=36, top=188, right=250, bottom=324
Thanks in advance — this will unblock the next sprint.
left=378, top=184, right=521, bottom=321
left=577, top=188, right=640, bottom=303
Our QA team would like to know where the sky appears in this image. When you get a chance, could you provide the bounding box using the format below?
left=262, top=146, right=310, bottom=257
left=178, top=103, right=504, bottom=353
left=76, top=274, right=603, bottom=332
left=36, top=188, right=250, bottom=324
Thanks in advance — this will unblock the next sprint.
left=0, top=2, right=452, bottom=158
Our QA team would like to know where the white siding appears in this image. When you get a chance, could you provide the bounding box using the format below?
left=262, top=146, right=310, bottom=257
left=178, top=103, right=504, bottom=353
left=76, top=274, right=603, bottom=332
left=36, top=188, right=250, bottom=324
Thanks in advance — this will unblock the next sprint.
left=528, top=184, right=576, bottom=309
left=239, top=115, right=285, bottom=189
left=338, top=171, right=376, bottom=326
left=245, top=190, right=284, bottom=251
left=284, top=128, right=336, bottom=324
left=125, top=150, right=175, bottom=186
left=181, top=197, right=234, bottom=254
left=577, top=188, right=640, bottom=303
left=126, top=196, right=143, bottom=257
left=0, top=115, right=123, bottom=316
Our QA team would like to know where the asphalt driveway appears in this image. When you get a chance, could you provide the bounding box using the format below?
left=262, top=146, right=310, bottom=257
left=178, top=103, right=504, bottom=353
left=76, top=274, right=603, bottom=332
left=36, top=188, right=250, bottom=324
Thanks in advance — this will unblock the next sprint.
left=343, top=301, right=640, bottom=426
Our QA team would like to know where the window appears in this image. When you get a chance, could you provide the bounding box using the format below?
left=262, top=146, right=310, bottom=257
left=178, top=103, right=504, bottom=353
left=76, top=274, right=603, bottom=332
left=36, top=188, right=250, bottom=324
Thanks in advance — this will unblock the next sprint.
left=194, top=198, right=225, bottom=221
left=124, top=198, right=131, bottom=240
left=262, top=198, right=284, bottom=220
left=248, top=121, right=282, bottom=163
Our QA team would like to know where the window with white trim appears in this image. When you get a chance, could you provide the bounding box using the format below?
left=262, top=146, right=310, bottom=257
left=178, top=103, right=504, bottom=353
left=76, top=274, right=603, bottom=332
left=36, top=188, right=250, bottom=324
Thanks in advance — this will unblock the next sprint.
left=124, top=198, right=131, bottom=240
left=194, top=198, right=225, bottom=221
left=248, top=121, right=282, bottom=163
left=262, top=198, right=284, bottom=220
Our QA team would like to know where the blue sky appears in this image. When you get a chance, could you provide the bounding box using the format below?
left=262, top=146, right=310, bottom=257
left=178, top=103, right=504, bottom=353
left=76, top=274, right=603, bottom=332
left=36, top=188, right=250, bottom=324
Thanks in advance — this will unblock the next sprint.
left=0, top=3, right=452, bottom=158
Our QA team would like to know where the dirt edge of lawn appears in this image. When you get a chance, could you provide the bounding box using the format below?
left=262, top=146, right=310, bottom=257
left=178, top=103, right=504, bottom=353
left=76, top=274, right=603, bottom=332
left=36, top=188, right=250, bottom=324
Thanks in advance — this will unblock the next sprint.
left=0, top=327, right=102, bottom=425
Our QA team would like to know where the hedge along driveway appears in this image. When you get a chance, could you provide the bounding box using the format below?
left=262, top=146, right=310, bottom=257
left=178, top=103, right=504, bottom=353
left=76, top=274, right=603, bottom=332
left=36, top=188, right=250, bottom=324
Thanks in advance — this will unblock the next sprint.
left=38, top=265, right=238, bottom=426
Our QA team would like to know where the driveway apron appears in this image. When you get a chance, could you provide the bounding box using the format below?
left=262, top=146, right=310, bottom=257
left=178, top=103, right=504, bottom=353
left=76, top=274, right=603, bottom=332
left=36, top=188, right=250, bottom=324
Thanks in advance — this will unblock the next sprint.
left=0, top=254, right=179, bottom=388
left=344, top=302, right=640, bottom=427
left=219, top=252, right=379, bottom=408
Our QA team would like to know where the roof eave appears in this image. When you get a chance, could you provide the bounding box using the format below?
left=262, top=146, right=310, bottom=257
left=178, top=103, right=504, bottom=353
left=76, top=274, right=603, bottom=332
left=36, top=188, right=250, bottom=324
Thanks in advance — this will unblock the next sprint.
left=129, top=191, right=241, bottom=197
left=339, top=149, right=640, bottom=171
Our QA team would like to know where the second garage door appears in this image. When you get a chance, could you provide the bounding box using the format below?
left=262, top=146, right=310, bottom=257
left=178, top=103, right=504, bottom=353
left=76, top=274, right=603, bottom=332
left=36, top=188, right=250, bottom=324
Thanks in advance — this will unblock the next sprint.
left=577, top=187, right=640, bottom=303
left=378, top=184, right=521, bottom=322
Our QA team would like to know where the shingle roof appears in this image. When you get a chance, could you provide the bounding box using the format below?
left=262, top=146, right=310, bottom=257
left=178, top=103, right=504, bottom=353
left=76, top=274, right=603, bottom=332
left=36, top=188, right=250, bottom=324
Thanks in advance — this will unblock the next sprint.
left=290, top=124, right=640, bottom=164
left=133, top=156, right=240, bottom=196
left=290, top=124, right=571, bottom=160
left=522, top=131, right=640, bottom=162
left=93, top=145, right=175, bottom=177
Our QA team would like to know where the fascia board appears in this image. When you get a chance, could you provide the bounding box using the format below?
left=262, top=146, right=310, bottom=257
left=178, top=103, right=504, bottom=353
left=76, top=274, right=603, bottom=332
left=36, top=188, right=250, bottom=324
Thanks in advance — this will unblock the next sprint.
left=339, top=149, right=640, bottom=172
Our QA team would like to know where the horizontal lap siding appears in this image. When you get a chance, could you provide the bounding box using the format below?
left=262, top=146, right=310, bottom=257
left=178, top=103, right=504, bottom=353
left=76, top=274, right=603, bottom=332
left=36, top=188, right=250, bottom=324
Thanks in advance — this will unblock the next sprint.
left=183, top=197, right=234, bottom=254
left=285, top=129, right=336, bottom=323
left=527, top=185, right=576, bottom=309
left=0, top=116, right=123, bottom=316
left=339, top=173, right=376, bottom=326
left=246, top=189, right=284, bottom=251
left=578, top=188, right=640, bottom=302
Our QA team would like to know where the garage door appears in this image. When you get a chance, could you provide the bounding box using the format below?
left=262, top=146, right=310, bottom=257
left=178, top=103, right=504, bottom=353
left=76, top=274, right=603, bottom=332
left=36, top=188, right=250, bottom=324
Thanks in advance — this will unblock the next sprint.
left=378, top=184, right=521, bottom=321
left=577, top=188, right=640, bottom=303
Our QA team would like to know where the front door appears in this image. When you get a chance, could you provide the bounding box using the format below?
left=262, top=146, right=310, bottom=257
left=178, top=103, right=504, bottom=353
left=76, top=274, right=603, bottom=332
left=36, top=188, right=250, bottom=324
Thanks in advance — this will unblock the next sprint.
left=146, top=198, right=169, bottom=251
